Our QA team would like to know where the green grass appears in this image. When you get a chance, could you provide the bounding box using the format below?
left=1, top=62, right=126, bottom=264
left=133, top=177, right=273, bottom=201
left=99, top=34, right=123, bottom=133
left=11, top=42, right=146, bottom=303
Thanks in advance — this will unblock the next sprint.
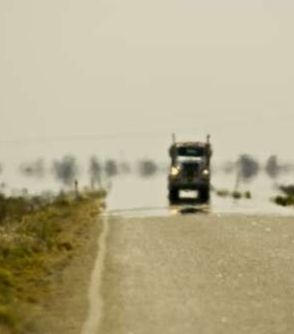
left=0, top=190, right=105, bottom=333
left=0, top=305, right=17, bottom=330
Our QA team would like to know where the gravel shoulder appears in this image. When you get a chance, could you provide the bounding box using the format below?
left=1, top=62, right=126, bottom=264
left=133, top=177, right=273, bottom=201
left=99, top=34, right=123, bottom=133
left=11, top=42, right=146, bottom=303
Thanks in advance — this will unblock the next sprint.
left=30, top=214, right=103, bottom=334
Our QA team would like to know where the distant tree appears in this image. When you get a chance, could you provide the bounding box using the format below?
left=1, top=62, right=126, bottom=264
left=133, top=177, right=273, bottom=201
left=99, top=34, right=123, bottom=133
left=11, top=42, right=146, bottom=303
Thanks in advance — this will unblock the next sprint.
left=221, top=161, right=235, bottom=174
left=89, top=156, right=102, bottom=188
left=52, top=155, right=79, bottom=187
left=237, top=154, right=260, bottom=182
left=280, top=184, right=294, bottom=197
left=265, top=155, right=281, bottom=180
left=280, top=163, right=294, bottom=174
left=138, top=159, right=158, bottom=178
left=0, top=182, right=6, bottom=194
left=119, top=161, right=131, bottom=175
left=104, top=159, right=119, bottom=178
left=19, top=159, right=45, bottom=178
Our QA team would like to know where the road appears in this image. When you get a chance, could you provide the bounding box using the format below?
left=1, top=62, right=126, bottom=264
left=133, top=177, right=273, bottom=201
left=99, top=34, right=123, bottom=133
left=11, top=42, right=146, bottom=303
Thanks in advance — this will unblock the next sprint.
left=83, top=212, right=294, bottom=334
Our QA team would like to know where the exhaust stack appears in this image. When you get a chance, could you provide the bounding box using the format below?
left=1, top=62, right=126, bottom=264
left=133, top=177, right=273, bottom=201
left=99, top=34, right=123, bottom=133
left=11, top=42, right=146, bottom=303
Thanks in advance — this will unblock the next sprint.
left=172, top=133, right=176, bottom=144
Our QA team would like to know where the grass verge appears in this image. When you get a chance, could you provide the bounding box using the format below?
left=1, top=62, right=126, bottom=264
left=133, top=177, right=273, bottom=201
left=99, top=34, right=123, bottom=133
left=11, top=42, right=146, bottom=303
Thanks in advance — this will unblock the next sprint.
left=0, top=190, right=106, bottom=333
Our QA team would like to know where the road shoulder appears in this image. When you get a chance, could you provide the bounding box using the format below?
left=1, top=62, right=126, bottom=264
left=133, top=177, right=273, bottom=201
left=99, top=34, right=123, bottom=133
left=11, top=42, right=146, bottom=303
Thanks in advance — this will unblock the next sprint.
left=30, top=212, right=103, bottom=334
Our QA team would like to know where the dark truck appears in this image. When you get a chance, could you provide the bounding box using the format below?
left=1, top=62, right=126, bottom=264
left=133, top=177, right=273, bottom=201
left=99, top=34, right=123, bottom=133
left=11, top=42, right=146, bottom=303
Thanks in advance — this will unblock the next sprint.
left=168, top=135, right=212, bottom=203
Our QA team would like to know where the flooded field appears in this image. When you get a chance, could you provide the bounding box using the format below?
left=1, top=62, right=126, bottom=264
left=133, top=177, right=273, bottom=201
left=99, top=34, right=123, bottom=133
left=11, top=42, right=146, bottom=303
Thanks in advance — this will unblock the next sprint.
left=0, top=137, right=293, bottom=217
left=108, top=174, right=294, bottom=217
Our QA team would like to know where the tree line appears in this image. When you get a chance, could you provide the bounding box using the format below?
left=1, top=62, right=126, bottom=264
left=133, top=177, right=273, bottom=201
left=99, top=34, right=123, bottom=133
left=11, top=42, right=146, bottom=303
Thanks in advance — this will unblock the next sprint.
left=221, top=154, right=294, bottom=183
left=3, top=156, right=161, bottom=188
left=0, top=154, right=293, bottom=189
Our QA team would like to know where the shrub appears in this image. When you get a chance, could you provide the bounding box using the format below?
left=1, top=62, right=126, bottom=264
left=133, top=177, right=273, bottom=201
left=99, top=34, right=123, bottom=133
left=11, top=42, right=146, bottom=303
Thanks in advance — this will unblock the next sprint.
left=232, top=191, right=242, bottom=199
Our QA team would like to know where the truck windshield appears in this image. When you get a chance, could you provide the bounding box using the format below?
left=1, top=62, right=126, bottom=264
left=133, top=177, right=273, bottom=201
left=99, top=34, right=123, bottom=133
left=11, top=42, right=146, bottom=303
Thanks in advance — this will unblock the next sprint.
left=177, top=147, right=205, bottom=157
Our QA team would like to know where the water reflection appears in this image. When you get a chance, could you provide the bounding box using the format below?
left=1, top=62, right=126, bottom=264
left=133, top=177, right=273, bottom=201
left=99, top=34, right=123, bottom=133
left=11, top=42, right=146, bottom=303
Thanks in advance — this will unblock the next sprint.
left=107, top=174, right=294, bottom=217
left=1, top=158, right=294, bottom=217
left=169, top=198, right=210, bottom=215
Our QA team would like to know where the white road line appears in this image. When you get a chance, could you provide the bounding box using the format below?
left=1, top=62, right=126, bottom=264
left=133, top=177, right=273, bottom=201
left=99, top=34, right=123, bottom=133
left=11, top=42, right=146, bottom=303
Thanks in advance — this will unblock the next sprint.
left=81, top=215, right=109, bottom=334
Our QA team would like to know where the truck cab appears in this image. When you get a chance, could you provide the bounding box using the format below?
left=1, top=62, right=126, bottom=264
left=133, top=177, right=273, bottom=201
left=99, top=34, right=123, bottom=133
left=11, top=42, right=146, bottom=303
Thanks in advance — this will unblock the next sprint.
left=168, top=136, right=212, bottom=203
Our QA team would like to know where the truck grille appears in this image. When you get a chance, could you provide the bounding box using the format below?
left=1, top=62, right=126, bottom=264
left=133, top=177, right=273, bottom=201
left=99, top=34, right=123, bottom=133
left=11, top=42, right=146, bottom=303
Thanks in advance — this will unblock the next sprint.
left=182, top=162, right=200, bottom=178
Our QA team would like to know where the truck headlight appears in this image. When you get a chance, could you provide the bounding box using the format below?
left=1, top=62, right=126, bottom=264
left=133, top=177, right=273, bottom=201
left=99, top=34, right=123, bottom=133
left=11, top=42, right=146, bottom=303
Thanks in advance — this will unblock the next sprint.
left=202, top=169, right=209, bottom=176
left=170, top=166, right=180, bottom=176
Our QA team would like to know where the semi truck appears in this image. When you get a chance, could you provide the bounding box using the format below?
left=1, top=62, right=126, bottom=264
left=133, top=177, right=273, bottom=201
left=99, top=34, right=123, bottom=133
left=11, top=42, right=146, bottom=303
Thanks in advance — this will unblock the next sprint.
left=168, top=135, right=212, bottom=203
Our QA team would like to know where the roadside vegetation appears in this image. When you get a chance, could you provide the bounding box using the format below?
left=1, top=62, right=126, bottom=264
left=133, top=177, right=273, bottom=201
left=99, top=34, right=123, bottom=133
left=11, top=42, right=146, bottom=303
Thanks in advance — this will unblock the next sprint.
left=215, top=188, right=252, bottom=200
left=214, top=154, right=257, bottom=201
left=273, top=185, right=294, bottom=207
left=0, top=189, right=105, bottom=333
left=215, top=154, right=294, bottom=203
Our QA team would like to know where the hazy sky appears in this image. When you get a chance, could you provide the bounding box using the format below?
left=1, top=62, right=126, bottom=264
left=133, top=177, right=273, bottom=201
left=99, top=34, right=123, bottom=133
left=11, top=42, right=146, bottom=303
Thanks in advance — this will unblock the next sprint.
left=1, top=0, right=294, bottom=160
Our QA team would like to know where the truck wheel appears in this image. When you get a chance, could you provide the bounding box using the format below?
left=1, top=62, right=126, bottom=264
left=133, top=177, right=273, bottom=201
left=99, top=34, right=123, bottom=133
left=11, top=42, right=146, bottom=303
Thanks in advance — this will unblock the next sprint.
left=169, top=188, right=179, bottom=203
left=199, top=187, right=210, bottom=203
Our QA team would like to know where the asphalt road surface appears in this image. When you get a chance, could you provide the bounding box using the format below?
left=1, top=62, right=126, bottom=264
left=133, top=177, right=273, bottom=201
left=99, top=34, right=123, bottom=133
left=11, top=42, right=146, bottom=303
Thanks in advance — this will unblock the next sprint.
left=89, top=212, right=294, bottom=334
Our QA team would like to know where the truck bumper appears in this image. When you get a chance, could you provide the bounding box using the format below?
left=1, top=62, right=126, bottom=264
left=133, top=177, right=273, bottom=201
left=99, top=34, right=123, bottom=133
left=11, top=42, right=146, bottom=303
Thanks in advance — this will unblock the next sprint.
left=168, top=178, right=210, bottom=191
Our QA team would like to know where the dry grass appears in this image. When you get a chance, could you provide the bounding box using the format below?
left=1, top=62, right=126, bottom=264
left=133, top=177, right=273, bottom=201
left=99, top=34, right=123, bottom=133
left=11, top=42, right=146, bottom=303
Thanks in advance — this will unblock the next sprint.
left=0, top=190, right=105, bottom=333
